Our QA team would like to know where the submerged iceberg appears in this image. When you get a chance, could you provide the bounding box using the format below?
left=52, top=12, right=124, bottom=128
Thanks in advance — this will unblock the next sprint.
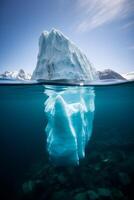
left=32, top=29, right=97, bottom=165
left=44, top=87, right=95, bottom=165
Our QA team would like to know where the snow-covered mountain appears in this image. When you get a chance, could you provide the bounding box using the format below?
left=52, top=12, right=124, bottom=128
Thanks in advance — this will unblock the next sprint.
left=97, top=69, right=125, bottom=80
left=0, top=69, right=31, bottom=80
left=1, top=67, right=130, bottom=82
left=32, top=29, right=98, bottom=81
left=122, top=72, right=134, bottom=80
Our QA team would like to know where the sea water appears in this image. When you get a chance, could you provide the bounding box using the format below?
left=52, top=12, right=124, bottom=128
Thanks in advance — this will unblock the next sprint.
left=0, top=80, right=134, bottom=200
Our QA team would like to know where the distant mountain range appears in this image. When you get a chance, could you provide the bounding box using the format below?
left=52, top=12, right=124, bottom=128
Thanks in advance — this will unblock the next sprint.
left=97, top=69, right=125, bottom=80
left=0, top=68, right=133, bottom=81
left=0, top=69, right=31, bottom=80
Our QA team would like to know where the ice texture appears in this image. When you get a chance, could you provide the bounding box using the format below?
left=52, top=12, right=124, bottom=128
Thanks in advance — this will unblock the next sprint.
left=32, top=29, right=97, bottom=81
left=44, top=87, right=95, bottom=165
left=32, top=29, right=97, bottom=165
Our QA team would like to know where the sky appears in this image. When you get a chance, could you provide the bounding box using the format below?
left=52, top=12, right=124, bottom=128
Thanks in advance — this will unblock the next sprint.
left=0, top=0, right=134, bottom=74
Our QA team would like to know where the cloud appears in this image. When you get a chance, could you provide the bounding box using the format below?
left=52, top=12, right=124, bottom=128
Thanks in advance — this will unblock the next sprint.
left=76, top=0, right=133, bottom=32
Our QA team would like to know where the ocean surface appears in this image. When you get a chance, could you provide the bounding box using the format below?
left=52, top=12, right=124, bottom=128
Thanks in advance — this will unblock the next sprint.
left=0, top=80, right=134, bottom=200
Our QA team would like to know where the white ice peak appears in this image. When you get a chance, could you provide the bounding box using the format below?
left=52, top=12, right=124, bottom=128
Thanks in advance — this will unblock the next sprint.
left=32, top=29, right=97, bottom=81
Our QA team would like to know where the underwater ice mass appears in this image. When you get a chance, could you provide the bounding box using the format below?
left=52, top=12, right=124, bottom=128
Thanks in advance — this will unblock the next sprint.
left=44, top=87, right=95, bottom=165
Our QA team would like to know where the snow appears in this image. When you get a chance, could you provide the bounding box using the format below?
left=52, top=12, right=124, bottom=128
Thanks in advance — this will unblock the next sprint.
left=122, top=72, right=134, bottom=80
left=44, top=87, right=95, bottom=165
left=0, top=69, right=31, bottom=80
left=32, top=29, right=98, bottom=81
left=97, top=69, right=125, bottom=80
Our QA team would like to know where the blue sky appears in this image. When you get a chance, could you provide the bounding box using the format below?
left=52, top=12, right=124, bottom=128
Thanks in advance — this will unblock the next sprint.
left=0, top=0, right=134, bottom=74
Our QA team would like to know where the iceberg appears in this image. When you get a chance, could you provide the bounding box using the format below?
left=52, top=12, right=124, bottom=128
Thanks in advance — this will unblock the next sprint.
left=44, top=87, right=95, bottom=165
left=32, top=29, right=97, bottom=165
left=32, top=29, right=97, bottom=81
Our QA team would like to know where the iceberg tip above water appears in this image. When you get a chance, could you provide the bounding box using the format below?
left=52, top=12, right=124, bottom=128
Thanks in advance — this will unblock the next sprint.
left=32, top=29, right=98, bottom=81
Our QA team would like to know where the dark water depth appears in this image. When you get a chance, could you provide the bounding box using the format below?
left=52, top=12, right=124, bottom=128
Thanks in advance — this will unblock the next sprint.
left=0, top=81, right=134, bottom=200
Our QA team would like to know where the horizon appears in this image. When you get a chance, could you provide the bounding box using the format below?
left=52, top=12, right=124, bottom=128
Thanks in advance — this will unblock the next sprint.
left=0, top=0, right=134, bottom=74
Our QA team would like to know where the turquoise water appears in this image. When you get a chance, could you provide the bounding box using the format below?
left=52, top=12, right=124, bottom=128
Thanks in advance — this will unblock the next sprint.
left=0, top=80, right=134, bottom=200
